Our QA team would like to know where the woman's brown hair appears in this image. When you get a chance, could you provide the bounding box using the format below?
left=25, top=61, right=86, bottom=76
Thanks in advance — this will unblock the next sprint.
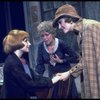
left=3, top=29, right=29, bottom=54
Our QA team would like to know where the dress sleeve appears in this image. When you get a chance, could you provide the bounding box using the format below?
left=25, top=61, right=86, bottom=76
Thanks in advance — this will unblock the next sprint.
left=8, top=61, right=52, bottom=94
left=35, top=43, right=45, bottom=75
left=61, top=40, right=79, bottom=64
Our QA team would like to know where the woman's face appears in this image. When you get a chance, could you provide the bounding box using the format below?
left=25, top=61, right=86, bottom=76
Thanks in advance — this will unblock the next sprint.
left=41, top=32, right=54, bottom=46
left=58, top=18, right=75, bottom=33
left=21, top=38, right=31, bottom=52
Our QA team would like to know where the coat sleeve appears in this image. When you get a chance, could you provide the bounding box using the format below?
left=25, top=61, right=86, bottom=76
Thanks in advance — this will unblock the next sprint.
left=69, top=60, right=83, bottom=77
left=5, top=59, right=53, bottom=95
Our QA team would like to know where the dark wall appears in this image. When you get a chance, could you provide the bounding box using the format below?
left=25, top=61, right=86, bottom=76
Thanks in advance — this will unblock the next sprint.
left=0, top=2, right=25, bottom=63
left=9, top=2, right=25, bottom=30
left=0, top=2, right=8, bottom=63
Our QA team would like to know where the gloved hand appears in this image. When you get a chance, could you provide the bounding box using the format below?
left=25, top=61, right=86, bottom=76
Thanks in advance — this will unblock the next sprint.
left=51, top=75, right=61, bottom=84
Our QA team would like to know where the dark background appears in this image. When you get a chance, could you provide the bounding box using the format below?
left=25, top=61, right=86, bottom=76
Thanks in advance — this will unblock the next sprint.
left=0, top=2, right=25, bottom=63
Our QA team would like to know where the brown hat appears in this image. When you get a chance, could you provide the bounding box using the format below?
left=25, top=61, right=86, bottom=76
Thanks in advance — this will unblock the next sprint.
left=53, top=4, right=81, bottom=27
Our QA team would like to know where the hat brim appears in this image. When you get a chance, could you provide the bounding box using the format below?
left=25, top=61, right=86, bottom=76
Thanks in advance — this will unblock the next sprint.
left=53, top=14, right=80, bottom=28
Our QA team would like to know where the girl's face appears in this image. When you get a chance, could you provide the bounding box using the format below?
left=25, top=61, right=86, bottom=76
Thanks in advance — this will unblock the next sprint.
left=58, top=18, right=75, bottom=33
left=21, top=38, right=31, bottom=52
left=41, top=32, right=54, bottom=46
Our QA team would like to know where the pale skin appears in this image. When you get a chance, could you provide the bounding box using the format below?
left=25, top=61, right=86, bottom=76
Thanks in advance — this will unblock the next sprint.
left=58, top=18, right=75, bottom=33
left=16, top=38, right=31, bottom=64
left=57, top=71, right=71, bottom=81
left=14, top=38, right=31, bottom=58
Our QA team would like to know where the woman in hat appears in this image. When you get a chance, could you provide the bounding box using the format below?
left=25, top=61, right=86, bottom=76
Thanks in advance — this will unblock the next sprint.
left=1, top=29, right=60, bottom=99
left=35, top=20, right=79, bottom=98
left=53, top=4, right=100, bottom=99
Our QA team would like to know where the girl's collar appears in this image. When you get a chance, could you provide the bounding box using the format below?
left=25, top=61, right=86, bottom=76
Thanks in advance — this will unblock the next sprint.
left=44, top=38, right=59, bottom=54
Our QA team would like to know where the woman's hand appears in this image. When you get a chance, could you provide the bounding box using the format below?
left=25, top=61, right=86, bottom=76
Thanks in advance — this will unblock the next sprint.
left=51, top=75, right=61, bottom=84
left=56, top=71, right=70, bottom=81
left=50, top=54, right=63, bottom=64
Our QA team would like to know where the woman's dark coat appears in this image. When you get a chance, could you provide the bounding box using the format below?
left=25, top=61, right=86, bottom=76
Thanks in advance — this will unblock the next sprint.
left=1, top=53, right=52, bottom=98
